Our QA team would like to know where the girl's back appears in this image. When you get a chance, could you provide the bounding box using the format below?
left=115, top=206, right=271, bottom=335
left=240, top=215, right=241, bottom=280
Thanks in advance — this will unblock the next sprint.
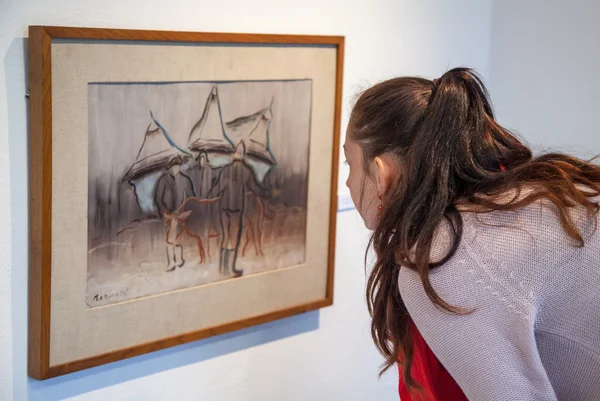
left=399, top=198, right=600, bottom=400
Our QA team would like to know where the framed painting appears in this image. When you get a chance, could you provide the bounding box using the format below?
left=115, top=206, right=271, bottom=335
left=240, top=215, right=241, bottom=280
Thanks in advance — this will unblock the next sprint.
left=28, top=26, right=343, bottom=380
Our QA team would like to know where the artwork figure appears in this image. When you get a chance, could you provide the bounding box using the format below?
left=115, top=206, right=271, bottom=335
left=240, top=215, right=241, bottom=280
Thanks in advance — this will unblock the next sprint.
left=207, top=142, right=279, bottom=277
left=152, top=155, right=197, bottom=271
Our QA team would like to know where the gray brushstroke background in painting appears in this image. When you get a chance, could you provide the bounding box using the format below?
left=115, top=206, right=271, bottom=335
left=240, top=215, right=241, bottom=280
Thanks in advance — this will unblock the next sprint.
left=87, top=80, right=312, bottom=307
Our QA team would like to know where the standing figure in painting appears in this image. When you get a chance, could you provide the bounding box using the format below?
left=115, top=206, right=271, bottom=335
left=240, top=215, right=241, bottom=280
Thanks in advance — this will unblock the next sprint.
left=154, top=155, right=197, bottom=271
left=187, top=85, right=280, bottom=277
left=208, top=142, right=279, bottom=277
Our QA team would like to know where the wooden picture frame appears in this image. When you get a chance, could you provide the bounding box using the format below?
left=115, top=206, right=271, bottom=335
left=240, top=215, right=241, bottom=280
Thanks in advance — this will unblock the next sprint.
left=28, top=26, right=343, bottom=380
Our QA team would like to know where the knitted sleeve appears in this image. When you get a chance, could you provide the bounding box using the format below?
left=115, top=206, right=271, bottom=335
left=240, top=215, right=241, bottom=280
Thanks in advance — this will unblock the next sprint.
left=398, top=244, right=558, bottom=400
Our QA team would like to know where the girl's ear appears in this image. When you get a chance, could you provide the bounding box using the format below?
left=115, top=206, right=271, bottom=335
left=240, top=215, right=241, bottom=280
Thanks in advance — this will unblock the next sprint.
left=374, top=154, right=398, bottom=197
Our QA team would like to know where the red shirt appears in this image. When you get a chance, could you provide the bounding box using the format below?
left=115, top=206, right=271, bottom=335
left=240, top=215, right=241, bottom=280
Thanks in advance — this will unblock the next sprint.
left=398, top=320, right=468, bottom=401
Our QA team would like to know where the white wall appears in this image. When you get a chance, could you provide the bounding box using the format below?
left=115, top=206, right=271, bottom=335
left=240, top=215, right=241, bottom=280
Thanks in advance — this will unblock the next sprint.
left=0, top=1, right=492, bottom=400
left=489, top=0, right=600, bottom=157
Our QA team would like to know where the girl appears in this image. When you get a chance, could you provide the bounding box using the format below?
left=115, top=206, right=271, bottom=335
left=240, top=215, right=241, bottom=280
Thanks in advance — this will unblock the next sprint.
left=344, top=68, right=600, bottom=400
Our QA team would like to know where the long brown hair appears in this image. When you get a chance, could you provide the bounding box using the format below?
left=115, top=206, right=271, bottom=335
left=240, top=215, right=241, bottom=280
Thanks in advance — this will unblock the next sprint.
left=348, top=67, right=600, bottom=394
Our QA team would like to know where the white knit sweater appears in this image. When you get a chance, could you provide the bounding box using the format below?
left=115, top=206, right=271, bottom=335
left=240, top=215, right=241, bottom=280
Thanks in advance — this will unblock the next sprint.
left=398, top=199, right=600, bottom=400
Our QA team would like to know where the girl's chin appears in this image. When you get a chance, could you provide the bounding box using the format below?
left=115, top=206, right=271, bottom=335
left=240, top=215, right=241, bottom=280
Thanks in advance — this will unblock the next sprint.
left=359, top=212, right=376, bottom=230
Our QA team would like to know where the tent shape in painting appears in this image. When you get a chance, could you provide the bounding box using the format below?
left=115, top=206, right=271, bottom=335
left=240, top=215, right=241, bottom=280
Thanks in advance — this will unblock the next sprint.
left=225, top=100, right=278, bottom=185
left=188, top=85, right=236, bottom=168
left=123, top=112, right=183, bottom=216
